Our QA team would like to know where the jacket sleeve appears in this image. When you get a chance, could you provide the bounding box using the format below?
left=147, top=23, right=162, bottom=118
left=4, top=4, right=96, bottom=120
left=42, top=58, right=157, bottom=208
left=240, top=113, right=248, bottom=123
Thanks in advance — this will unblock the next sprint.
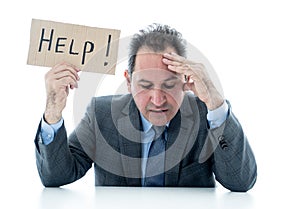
left=207, top=104, right=257, bottom=192
left=34, top=104, right=95, bottom=187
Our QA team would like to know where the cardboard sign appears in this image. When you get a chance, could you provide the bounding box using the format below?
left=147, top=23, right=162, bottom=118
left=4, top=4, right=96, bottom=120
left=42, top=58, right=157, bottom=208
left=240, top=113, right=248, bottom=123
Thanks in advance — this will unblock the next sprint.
left=27, top=19, right=121, bottom=74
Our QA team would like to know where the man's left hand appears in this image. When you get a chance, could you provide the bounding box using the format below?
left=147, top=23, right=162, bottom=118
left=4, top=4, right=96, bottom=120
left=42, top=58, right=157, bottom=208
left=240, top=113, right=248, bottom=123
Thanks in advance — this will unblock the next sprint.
left=162, top=52, right=224, bottom=110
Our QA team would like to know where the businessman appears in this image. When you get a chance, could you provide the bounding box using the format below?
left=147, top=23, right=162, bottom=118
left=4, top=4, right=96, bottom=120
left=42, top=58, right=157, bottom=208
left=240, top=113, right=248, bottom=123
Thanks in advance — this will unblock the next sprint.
left=34, top=23, right=257, bottom=192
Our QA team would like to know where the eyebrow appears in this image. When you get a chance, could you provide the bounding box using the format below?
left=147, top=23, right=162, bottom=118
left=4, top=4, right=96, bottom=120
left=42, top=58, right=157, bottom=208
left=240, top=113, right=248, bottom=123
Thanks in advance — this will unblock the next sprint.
left=138, top=76, right=179, bottom=83
left=164, top=76, right=179, bottom=82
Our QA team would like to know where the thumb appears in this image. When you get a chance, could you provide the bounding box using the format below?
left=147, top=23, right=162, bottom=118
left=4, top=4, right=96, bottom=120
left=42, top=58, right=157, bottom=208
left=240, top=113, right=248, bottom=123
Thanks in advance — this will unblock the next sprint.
left=183, top=82, right=196, bottom=92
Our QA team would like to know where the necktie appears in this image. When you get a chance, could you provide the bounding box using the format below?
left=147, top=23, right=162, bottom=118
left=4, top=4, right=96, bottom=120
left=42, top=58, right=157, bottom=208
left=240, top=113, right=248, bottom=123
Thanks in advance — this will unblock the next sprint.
left=144, top=126, right=166, bottom=186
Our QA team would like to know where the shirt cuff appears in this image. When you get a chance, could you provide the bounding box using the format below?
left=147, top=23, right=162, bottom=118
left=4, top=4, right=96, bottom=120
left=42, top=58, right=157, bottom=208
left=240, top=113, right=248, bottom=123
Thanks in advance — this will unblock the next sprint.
left=207, top=101, right=229, bottom=129
left=40, top=116, right=63, bottom=145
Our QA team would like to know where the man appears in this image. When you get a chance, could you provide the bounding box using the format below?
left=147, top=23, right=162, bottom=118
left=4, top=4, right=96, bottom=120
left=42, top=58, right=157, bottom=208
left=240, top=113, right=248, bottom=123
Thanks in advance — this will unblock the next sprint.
left=34, top=23, right=257, bottom=192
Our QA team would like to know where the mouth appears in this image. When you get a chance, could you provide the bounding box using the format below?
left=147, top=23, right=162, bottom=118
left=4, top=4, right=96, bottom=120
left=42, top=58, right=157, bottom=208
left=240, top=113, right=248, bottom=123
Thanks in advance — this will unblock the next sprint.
left=149, top=109, right=168, bottom=113
left=146, top=107, right=170, bottom=125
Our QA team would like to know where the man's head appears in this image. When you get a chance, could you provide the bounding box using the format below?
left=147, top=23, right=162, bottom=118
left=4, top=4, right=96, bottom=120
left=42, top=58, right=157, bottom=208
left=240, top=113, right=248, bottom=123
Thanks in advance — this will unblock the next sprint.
left=127, top=23, right=186, bottom=76
left=125, top=23, right=187, bottom=126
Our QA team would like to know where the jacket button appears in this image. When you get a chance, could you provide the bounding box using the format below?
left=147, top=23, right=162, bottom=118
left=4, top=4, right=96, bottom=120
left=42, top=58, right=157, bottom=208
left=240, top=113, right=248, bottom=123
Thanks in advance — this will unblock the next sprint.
left=218, top=135, right=225, bottom=141
left=218, top=135, right=228, bottom=150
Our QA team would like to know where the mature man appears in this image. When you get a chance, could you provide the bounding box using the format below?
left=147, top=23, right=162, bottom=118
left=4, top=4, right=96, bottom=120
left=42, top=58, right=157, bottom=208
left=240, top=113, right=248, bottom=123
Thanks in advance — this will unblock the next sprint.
left=35, top=23, right=257, bottom=192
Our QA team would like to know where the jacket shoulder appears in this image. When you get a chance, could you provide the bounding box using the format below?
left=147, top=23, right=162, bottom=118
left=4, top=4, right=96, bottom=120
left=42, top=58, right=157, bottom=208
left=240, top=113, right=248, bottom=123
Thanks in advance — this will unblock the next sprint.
left=93, top=94, right=132, bottom=111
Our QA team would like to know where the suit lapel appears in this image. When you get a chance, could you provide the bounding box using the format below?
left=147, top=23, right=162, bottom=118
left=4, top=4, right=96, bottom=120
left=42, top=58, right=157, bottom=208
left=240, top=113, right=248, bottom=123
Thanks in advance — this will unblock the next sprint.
left=165, top=94, right=200, bottom=186
left=117, top=96, right=142, bottom=185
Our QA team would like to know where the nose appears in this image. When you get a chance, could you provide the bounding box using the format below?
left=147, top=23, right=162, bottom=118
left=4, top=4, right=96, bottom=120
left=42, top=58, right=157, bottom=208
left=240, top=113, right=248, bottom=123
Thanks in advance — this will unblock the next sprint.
left=150, top=88, right=166, bottom=106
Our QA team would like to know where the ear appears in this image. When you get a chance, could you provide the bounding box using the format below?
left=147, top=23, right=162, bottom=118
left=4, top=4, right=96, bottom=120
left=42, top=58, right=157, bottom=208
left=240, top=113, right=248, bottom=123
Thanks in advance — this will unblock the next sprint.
left=183, top=76, right=192, bottom=91
left=124, top=70, right=132, bottom=93
left=185, top=75, right=191, bottom=83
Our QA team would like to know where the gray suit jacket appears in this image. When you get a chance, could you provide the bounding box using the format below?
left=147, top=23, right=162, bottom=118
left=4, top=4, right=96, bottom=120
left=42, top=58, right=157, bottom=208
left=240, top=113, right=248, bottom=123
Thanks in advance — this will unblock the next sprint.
left=35, top=93, right=257, bottom=192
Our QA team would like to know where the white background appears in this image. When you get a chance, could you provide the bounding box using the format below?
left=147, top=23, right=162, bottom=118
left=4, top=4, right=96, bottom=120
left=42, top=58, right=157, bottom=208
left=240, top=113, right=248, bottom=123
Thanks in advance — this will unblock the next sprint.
left=1, top=0, right=300, bottom=208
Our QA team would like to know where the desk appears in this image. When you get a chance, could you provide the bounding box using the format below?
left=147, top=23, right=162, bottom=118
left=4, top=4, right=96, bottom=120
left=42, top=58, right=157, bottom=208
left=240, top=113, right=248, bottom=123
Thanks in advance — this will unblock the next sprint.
left=36, top=186, right=255, bottom=209
left=3, top=182, right=298, bottom=209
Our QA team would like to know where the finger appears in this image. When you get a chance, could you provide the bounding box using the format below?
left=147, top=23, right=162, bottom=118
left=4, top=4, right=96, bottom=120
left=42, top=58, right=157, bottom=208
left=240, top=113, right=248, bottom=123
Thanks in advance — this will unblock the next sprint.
left=163, top=52, right=193, bottom=64
left=54, top=77, right=78, bottom=89
left=167, top=64, right=193, bottom=76
left=52, top=70, right=78, bottom=82
left=51, top=62, right=81, bottom=81
left=162, top=57, right=182, bottom=67
left=54, top=66, right=80, bottom=81
left=47, top=71, right=78, bottom=89
left=61, top=77, right=78, bottom=88
left=183, top=81, right=196, bottom=92
left=163, top=52, right=185, bottom=62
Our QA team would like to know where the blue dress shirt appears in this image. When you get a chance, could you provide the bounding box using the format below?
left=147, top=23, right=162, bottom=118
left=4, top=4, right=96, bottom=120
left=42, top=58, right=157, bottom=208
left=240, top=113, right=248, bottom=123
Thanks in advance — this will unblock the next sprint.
left=139, top=114, right=169, bottom=186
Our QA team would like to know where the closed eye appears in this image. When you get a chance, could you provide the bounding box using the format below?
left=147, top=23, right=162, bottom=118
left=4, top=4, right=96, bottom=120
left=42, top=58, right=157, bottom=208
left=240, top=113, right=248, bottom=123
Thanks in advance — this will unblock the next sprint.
left=138, top=80, right=154, bottom=89
left=140, top=84, right=153, bottom=89
left=162, top=83, right=176, bottom=89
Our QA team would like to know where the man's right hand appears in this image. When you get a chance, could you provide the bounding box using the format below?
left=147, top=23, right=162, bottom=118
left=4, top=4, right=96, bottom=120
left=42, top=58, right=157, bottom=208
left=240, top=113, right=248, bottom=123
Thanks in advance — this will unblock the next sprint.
left=44, top=62, right=81, bottom=124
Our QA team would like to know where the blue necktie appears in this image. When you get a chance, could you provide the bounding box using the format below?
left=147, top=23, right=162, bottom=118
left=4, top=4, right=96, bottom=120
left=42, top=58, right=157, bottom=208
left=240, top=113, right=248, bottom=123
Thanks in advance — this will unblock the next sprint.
left=144, top=126, right=166, bottom=186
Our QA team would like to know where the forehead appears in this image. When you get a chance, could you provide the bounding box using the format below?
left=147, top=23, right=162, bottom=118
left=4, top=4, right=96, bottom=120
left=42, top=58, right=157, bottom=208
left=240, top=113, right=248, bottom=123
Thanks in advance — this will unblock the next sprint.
left=134, top=47, right=175, bottom=71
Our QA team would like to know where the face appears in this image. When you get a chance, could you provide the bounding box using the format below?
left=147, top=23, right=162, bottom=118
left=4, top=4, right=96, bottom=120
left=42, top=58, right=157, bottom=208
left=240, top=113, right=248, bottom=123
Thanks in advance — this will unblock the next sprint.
left=125, top=47, right=186, bottom=126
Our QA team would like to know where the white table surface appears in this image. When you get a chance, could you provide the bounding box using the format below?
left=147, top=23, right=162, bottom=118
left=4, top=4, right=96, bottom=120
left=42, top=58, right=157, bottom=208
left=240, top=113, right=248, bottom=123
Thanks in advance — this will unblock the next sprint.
left=38, top=186, right=254, bottom=209
left=4, top=180, right=298, bottom=209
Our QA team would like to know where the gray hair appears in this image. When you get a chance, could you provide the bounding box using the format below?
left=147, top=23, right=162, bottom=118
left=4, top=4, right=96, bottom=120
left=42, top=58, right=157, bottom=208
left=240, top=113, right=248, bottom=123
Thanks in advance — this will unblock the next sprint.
left=127, top=23, right=187, bottom=76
